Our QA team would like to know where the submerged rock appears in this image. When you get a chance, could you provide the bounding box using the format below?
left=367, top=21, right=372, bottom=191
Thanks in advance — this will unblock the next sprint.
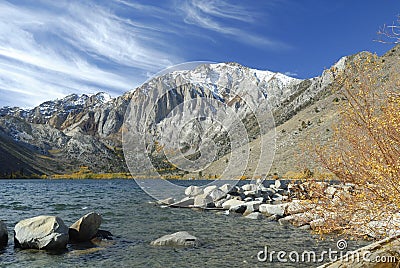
left=245, top=212, right=264, bottom=220
left=69, top=212, right=102, bottom=242
left=150, top=231, right=200, bottom=247
left=0, top=221, right=8, bottom=248
left=92, top=229, right=113, bottom=240
left=14, top=216, right=69, bottom=250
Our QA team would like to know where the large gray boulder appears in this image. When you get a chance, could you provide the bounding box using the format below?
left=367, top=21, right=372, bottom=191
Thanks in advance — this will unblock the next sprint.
left=203, top=185, right=218, bottom=195
left=220, top=184, right=238, bottom=194
left=242, top=184, right=257, bottom=192
left=222, top=199, right=245, bottom=210
left=14, top=216, right=69, bottom=250
left=208, top=189, right=226, bottom=201
left=194, top=194, right=214, bottom=208
left=286, top=200, right=307, bottom=215
left=0, top=221, right=7, bottom=248
left=244, top=200, right=263, bottom=214
left=69, top=212, right=102, bottom=242
left=184, top=186, right=203, bottom=197
left=150, top=231, right=200, bottom=247
left=259, top=203, right=288, bottom=217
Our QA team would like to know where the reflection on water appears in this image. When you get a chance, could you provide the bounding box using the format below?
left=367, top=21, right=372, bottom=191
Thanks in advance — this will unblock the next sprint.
left=0, top=179, right=367, bottom=268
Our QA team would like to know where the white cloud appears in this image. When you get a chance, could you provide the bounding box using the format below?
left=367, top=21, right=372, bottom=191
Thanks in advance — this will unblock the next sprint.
left=0, top=1, right=181, bottom=107
left=284, top=71, right=299, bottom=77
left=0, top=0, right=289, bottom=108
left=177, top=0, right=287, bottom=48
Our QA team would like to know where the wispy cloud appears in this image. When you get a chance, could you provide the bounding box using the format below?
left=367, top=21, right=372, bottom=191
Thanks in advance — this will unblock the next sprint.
left=0, top=0, right=288, bottom=108
left=284, top=71, right=299, bottom=77
left=0, top=1, right=181, bottom=107
left=176, top=0, right=287, bottom=48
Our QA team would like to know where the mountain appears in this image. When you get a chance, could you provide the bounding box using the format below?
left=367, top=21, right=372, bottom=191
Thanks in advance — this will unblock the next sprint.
left=1, top=45, right=398, bottom=178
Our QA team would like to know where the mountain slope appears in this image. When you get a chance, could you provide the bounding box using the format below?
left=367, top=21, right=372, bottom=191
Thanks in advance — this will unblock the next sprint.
left=0, top=45, right=398, bottom=178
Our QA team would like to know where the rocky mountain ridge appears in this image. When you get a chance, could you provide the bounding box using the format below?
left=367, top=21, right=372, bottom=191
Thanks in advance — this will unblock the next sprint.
left=0, top=46, right=392, bottom=179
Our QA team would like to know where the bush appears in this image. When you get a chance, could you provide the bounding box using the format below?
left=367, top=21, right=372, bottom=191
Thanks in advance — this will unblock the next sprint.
left=314, top=53, right=400, bottom=237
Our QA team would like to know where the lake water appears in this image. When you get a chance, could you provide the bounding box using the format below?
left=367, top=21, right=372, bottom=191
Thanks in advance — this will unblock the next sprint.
left=0, top=179, right=368, bottom=267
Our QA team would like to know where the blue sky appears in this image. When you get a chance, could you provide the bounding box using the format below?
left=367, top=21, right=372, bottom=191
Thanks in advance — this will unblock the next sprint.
left=0, top=0, right=399, bottom=107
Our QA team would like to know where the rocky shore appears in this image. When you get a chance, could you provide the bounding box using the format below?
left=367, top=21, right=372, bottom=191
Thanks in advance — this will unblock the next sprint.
left=154, top=179, right=400, bottom=266
left=156, top=180, right=400, bottom=240
left=0, top=212, right=112, bottom=251
left=156, top=180, right=342, bottom=232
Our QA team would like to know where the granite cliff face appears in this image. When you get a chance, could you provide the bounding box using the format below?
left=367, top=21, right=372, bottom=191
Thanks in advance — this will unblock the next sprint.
left=0, top=54, right=357, bottom=177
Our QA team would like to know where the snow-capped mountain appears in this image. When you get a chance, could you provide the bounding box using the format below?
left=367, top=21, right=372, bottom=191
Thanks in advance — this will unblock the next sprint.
left=0, top=53, right=366, bottom=177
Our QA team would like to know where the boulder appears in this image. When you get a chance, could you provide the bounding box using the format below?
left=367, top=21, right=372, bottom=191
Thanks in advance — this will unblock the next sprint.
left=222, top=199, right=245, bottom=210
left=259, top=203, right=288, bottom=217
left=242, top=184, right=257, bottom=192
left=243, top=190, right=261, bottom=198
left=214, top=198, right=226, bottom=208
left=92, top=229, right=113, bottom=240
left=255, top=197, right=267, bottom=202
left=219, top=184, right=238, bottom=194
left=184, top=186, right=203, bottom=197
left=244, top=200, right=262, bottom=214
left=150, top=231, right=200, bottom=247
left=208, top=189, right=226, bottom=201
left=193, top=194, right=214, bottom=208
left=14, top=216, right=69, bottom=250
left=260, top=187, right=275, bottom=198
left=157, top=197, right=175, bottom=205
left=286, top=200, right=307, bottom=215
left=229, top=204, right=247, bottom=214
left=278, top=215, right=295, bottom=226
left=170, top=197, right=194, bottom=207
left=245, top=212, right=264, bottom=220
left=272, top=193, right=287, bottom=201
left=278, top=212, right=318, bottom=227
left=203, top=185, right=218, bottom=195
left=0, top=221, right=7, bottom=248
left=266, top=214, right=281, bottom=222
left=69, top=212, right=102, bottom=242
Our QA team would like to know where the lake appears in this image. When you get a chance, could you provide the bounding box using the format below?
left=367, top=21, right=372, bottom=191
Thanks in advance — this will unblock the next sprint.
left=0, top=179, right=367, bottom=267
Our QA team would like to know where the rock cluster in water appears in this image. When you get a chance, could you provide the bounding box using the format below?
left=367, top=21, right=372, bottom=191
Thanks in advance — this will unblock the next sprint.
left=1, top=212, right=112, bottom=251
left=156, top=180, right=363, bottom=233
